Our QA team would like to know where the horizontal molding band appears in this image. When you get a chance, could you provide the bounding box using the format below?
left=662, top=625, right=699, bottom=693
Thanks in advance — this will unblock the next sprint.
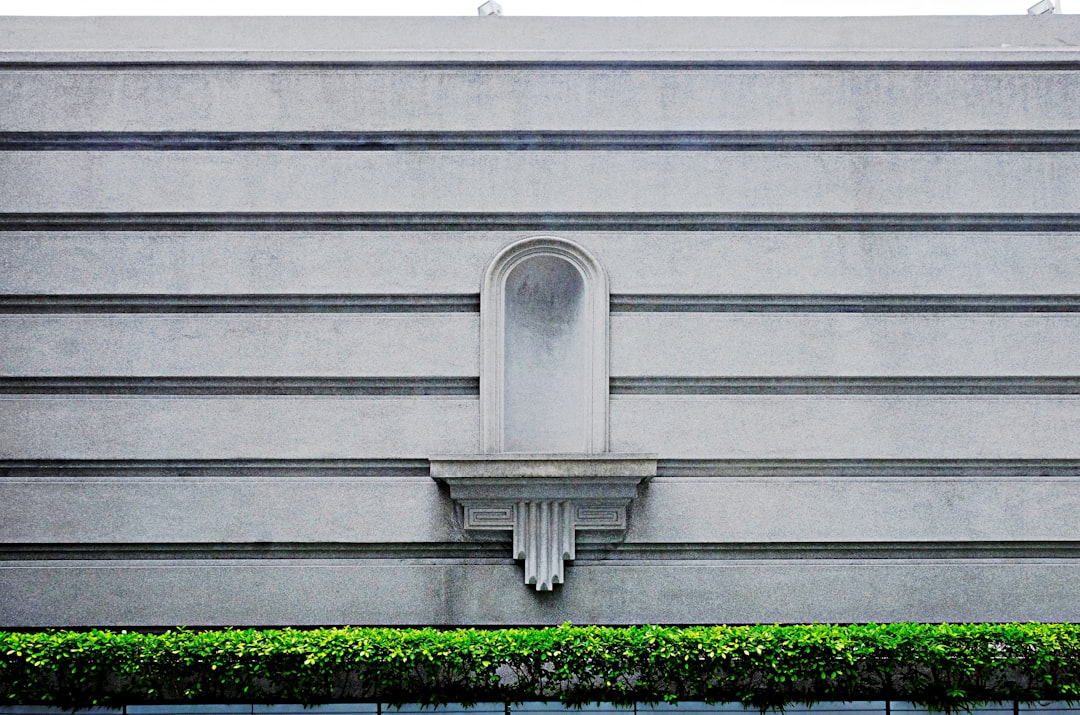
left=612, top=376, right=1080, bottom=395
left=5, top=294, right=1077, bottom=314
left=588, top=541, right=1080, bottom=561
left=0, top=376, right=479, bottom=396
left=4, top=60, right=1080, bottom=71
left=655, top=459, right=1080, bottom=478
left=5, top=459, right=1078, bottom=480
left=3, top=212, right=1080, bottom=232
left=4, top=541, right=1078, bottom=561
left=0, top=459, right=431, bottom=478
left=0, top=542, right=510, bottom=561
left=610, top=294, right=1080, bottom=312
left=5, top=130, right=1080, bottom=152
left=8, top=377, right=1074, bottom=396
left=0, top=294, right=479, bottom=313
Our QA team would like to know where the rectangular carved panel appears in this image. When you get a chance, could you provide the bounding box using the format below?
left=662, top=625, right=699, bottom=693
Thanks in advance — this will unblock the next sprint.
left=575, top=503, right=626, bottom=529
left=464, top=503, right=516, bottom=529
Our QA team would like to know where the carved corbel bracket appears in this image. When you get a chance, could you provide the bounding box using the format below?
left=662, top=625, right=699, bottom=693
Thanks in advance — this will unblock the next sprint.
left=430, top=454, right=656, bottom=591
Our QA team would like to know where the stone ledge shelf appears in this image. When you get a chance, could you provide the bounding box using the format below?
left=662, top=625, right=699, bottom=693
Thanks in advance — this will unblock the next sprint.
left=430, top=454, right=656, bottom=591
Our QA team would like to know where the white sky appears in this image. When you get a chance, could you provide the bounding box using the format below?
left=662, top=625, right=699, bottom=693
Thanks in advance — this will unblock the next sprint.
left=0, top=0, right=1068, bottom=16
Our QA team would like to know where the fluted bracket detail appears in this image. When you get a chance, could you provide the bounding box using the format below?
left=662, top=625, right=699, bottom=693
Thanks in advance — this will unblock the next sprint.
left=462, top=499, right=626, bottom=590
left=430, top=454, right=656, bottom=591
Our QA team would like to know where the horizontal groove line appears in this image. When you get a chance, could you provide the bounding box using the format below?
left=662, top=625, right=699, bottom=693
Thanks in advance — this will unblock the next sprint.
left=2, top=294, right=1075, bottom=314
left=0, top=294, right=479, bottom=313
left=5, top=130, right=1080, bottom=152
left=655, top=459, right=1080, bottom=478
left=610, top=294, right=1080, bottom=312
left=0, top=376, right=479, bottom=396
left=582, top=541, right=1080, bottom=561
left=4, top=459, right=1077, bottom=479
left=0, top=459, right=430, bottom=478
left=3, top=61, right=1080, bottom=71
left=612, top=376, right=1080, bottom=395
left=0, top=542, right=512, bottom=561
left=3, top=213, right=1080, bottom=232
left=5, top=541, right=1079, bottom=562
left=6, top=377, right=1074, bottom=397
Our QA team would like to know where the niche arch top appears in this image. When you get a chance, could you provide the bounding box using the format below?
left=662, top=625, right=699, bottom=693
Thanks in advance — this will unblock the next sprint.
left=481, top=236, right=610, bottom=455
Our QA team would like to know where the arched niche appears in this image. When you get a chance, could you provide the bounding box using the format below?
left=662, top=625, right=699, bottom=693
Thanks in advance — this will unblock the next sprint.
left=432, top=237, right=653, bottom=590
left=481, top=237, right=609, bottom=454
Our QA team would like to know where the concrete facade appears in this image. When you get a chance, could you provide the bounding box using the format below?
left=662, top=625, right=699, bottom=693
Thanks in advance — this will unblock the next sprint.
left=1, top=15, right=1080, bottom=626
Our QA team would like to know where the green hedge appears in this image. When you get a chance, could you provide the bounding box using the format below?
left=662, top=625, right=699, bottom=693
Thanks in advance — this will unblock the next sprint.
left=3, top=623, right=1080, bottom=712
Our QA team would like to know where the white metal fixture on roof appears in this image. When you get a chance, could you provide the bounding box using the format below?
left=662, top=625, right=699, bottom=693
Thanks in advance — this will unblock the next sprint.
left=1028, top=0, right=1059, bottom=14
left=478, top=1, right=503, bottom=15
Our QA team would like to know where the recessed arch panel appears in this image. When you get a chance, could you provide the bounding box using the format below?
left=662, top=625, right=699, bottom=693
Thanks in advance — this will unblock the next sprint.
left=481, top=237, right=609, bottom=454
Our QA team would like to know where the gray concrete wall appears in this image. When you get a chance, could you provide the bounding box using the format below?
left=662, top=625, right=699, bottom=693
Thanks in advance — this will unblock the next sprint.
left=5, top=152, right=1079, bottom=212
left=1, top=15, right=1079, bottom=627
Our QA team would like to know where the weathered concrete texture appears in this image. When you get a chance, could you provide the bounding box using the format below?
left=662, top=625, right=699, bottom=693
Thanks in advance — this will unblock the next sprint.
left=1, top=16, right=1077, bottom=60
left=0, top=315, right=478, bottom=377
left=4, top=313, right=1077, bottom=379
left=611, top=315, right=1080, bottom=377
left=610, top=396, right=1080, bottom=459
left=0, top=478, right=455, bottom=544
left=2, top=14, right=1080, bottom=624
left=4, top=152, right=1079, bottom=213
left=627, top=477, right=1080, bottom=544
left=0, top=398, right=479, bottom=459
left=4, top=396, right=1076, bottom=460
left=5, top=70, right=1080, bottom=132
left=2, top=396, right=1077, bottom=460
left=3, top=559, right=1079, bottom=626
left=4, top=232, right=1077, bottom=296
left=4, top=474, right=1076, bottom=546
left=503, top=255, right=592, bottom=453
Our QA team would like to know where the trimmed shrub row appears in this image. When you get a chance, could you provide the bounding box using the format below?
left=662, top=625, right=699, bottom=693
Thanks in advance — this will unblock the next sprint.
left=2, top=623, right=1080, bottom=711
